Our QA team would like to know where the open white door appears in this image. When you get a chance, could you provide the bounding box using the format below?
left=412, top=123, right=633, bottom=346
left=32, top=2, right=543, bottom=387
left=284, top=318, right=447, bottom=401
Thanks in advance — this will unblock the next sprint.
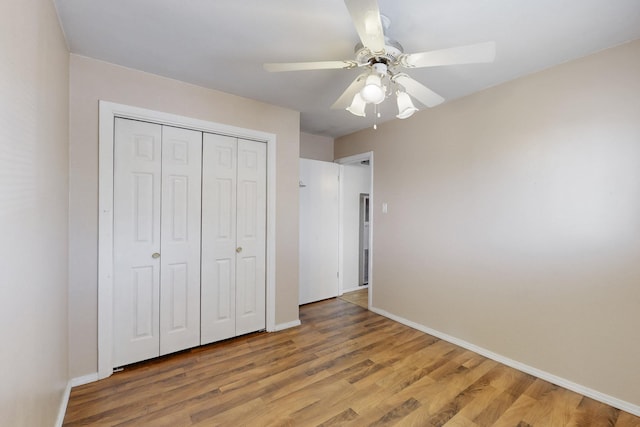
left=299, top=159, right=340, bottom=304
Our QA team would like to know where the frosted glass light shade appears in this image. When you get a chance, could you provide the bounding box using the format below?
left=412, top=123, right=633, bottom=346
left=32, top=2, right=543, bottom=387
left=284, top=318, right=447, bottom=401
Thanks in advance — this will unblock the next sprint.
left=360, top=74, right=385, bottom=104
left=396, top=91, right=418, bottom=119
left=346, top=93, right=367, bottom=117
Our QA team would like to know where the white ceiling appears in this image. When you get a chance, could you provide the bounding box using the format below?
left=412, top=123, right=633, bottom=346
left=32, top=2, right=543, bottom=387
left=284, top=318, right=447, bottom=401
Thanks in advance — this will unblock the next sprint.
left=54, top=0, right=640, bottom=138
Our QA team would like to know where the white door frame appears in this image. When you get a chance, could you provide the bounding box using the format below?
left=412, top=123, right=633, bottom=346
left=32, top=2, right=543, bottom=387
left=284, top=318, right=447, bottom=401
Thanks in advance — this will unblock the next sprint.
left=98, top=101, right=277, bottom=379
left=335, top=151, right=374, bottom=309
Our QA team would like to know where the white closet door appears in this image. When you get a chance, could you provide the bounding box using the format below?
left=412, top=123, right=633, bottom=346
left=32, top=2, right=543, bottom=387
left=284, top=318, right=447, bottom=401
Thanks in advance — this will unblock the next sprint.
left=159, top=126, right=202, bottom=355
left=201, top=134, right=238, bottom=344
left=235, top=139, right=266, bottom=335
left=201, top=134, right=266, bottom=344
left=113, top=118, right=162, bottom=367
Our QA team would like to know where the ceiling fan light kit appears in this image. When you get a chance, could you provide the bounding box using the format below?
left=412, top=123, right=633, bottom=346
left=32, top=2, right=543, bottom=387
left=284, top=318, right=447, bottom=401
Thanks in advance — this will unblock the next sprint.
left=396, top=91, right=419, bottom=119
left=346, top=93, right=367, bottom=117
left=263, top=0, right=496, bottom=124
left=360, top=72, right=386, bottom=104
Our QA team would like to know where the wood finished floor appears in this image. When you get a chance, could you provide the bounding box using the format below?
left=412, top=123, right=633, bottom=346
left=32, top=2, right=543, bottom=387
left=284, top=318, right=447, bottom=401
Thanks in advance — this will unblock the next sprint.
left=64, top=298, right=640, bottom=426
left=338, top=288, right=368, bottom=309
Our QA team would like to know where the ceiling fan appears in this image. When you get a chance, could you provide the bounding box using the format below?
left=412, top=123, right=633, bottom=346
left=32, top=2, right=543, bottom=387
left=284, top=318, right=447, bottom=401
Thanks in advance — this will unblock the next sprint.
left=264, top=0, right=496, bottom=120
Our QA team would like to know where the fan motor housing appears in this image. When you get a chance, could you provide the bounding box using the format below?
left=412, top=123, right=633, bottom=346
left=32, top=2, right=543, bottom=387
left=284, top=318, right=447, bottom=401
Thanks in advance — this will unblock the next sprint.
left=354, top=37, right=404, bottom=66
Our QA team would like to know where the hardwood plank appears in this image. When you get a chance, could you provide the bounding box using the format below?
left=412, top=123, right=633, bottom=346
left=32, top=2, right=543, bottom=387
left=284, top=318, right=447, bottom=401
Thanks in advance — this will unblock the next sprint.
left=521, top=382, right=584, bottom=426
left=63, top=297, right=640, bottom=426
left=444, top=385, right=503, bottom=426
left=421, top=360, right=502, bottom=426
left=490, top=394, right=538, bottom=427
left=615, top=410, right=640, bottom=427
left=566, top=396, right=620, bottom=427
left=369, top=397, right=421, bottom=426
left=317, top=407, right=359, bottom=426
left=473, top=375, right=537, bottom=425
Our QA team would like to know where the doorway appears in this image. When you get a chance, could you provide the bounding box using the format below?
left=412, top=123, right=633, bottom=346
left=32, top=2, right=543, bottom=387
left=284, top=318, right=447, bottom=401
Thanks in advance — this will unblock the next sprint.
left=359, top=193, right=370, bottom=287
left=336, top=152, right=374, bottom=310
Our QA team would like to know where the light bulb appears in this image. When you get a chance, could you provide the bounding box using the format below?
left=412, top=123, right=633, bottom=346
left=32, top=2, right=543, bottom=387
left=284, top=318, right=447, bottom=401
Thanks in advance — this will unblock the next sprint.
left=360, top=74, right=385, bottom=104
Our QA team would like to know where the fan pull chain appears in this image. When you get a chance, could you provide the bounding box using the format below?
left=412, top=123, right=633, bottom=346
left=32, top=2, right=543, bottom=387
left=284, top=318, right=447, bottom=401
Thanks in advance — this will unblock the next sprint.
left=373, top=104, right=380, bottom=130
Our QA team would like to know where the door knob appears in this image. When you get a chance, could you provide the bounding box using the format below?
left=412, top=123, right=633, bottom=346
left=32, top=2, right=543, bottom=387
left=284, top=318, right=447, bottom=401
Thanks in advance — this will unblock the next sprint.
left=152, top=252, right=160, bottom=259
left=236, top=247, right=243, bottom=253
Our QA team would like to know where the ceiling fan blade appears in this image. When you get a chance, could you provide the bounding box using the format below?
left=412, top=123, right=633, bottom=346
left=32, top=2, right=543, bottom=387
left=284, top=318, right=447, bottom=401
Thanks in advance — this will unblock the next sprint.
left=264, top=60, right=358, bottom=72
left=344, top=0, right=385, bottom=54
left=331, top=73, right=368, bottom=109
left=393, top=74, right=444, bottom=108
left=400, top=41, right=496, bottom=68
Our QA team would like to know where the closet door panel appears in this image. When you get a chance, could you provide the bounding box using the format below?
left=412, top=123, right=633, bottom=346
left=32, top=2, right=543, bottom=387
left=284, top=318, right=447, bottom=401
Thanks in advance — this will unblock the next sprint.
left=236, top=139, right=266, bottom=335
left=113, top=118, right=162, bottom=367
left=201, top=133, right=238, bottom=344
left=159, top=126, right=202, bottom=355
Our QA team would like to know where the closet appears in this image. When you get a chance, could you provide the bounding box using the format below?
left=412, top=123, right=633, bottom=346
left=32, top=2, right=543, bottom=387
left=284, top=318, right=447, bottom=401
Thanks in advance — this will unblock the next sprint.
left=112, top=118, right=265, bottom=367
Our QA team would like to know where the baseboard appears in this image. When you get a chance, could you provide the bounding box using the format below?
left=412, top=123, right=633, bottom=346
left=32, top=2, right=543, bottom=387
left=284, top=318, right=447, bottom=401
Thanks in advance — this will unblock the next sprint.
left=54, top=372, right=102, bottom=427
left=54, top=381, right=72, bottom=427
left=369, top=306, right=640, bottom=417
left=274, top=319, right=301, bottom=331
left=71, top=372, right=99, bottom=387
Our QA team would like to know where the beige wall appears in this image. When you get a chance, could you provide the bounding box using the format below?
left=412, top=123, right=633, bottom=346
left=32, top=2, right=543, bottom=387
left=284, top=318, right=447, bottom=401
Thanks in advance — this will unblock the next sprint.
left=69, top=55, right=300, bottom=378
left=300, top=132, right=334, bottom=161
left=0, top=1, right=70, bottom=425
left=336, top=40, right=640, bottom=407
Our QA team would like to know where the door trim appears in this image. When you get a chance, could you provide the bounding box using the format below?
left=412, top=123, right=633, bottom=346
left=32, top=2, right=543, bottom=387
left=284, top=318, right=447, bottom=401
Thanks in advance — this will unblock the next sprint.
left=98, top=101, right=277, bottom=379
